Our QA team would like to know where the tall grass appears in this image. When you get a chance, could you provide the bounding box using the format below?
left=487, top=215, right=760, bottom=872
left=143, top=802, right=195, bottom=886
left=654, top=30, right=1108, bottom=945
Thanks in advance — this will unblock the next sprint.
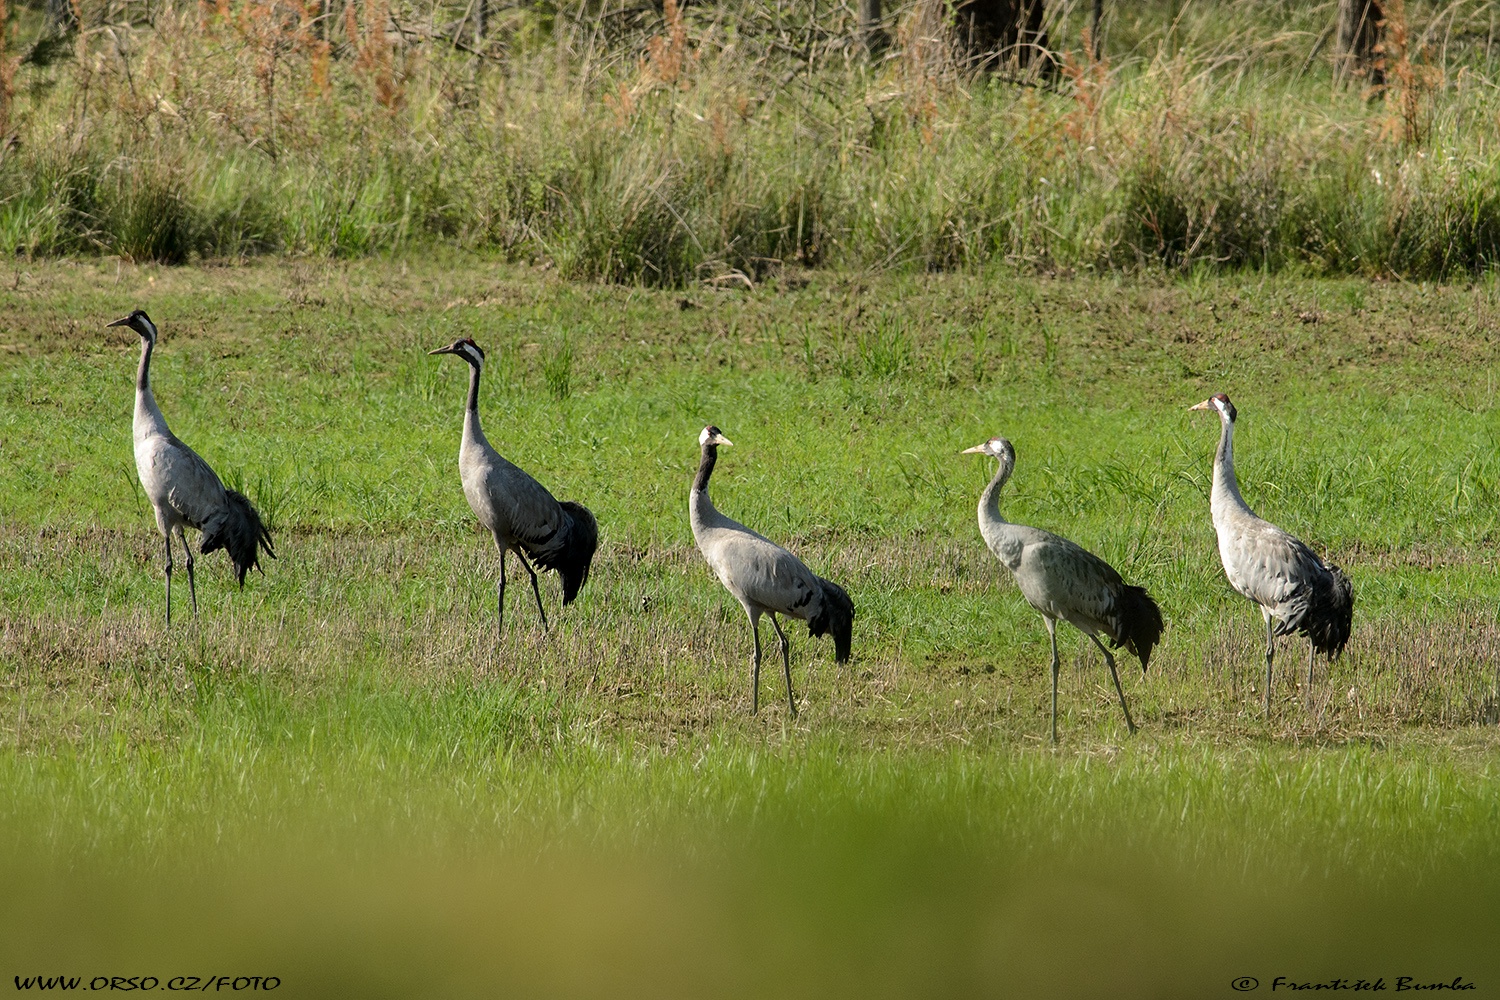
left=6, top=0, right=1500, bottom=281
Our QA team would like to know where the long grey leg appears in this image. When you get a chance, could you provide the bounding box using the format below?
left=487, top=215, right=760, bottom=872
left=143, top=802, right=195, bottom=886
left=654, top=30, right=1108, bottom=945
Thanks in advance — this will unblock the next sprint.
left=162, top=532, right=174, bottom=626
left=769, top=613, right=797, bottom=717
left=174, top=525, right=197, bottom=618
left=1046, top=618, right=1060, bottom=743
left=1306, top=642, right=1316, bottom=708
left=749, top=613, right=763, bottom=714
left=513, top=549, right=549, bottom=632
left=1263, top=612, right=1277, bottom=715
left=496, top=549, right=507, bottom=640
left=1089, top=633, right=1137, bottom=735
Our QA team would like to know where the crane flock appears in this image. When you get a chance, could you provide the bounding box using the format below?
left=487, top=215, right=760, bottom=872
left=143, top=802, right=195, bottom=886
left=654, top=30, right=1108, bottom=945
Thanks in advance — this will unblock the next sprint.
left=111, top=313, right=1358, bottom=735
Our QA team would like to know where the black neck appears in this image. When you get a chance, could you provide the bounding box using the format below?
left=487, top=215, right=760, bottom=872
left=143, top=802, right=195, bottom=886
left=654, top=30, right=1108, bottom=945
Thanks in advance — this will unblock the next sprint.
left=466, top=362, right=481, bottom=415
left=137, top=337, right=153, bottom=394
left=693, top=444, right=717, bottom=493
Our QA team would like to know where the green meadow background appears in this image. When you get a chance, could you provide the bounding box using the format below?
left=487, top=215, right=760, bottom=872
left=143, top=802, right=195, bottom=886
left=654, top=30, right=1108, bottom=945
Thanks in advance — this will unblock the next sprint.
left=4, top=0, right=1500, bottom=990
left=1, top=259, right=1498, bottom=995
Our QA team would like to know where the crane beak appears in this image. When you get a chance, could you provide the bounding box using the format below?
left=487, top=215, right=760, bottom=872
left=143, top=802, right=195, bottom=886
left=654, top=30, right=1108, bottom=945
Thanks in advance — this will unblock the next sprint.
left=428, top=346, right=456, bottom=356
left=710, top=434, right=733, bottom=447
left=960, top=444, right=987, bottom=454
left=1188, top=399, right=1213, bottom=410
left=106, top=316, right=132, bottom=329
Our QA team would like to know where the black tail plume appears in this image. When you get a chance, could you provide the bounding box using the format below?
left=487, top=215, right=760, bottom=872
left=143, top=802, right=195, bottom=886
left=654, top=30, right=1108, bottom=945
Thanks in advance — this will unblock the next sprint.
left=199, top=489, right=275, bottom=587
left=1116, top=584, right=1165, bottom=671
left=1302, top=563, right=1354, bottom=658
left=544, top=500, right=598, bottom=605
left=807, top=576, right=854, bottom=663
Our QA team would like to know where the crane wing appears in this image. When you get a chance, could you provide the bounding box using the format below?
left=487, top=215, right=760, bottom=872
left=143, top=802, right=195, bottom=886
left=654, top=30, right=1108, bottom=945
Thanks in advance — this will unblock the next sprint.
left=156, top=439, right=228, bottom=530
left=1223, top=520, right=1328, bottom=621
left=1017, top=531, right=1126, bottom=630
left=497, top=474, right=565, bottom=550
left=461, top=449, right=564, bottom=548
left=706, top=529, right=821, bottom=620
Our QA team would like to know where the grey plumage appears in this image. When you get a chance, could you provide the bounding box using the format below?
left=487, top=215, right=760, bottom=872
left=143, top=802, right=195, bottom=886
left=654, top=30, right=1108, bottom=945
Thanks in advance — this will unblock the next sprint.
left=689, top=426, right=853, bottom=716
left=964, top=437, right=1163, bottom=742
left=430, top=337, right=597, bottom=637
left=1191, top=393, right=1354, bottom=713
left=111, top=310, right=275, bottom=625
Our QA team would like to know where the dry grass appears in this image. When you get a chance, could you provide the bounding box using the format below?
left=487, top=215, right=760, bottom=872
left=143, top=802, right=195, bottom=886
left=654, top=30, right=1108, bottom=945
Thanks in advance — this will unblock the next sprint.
left=3, top=524, right=1497, bottom=756
left=7, top=1, right=1500, bottom=277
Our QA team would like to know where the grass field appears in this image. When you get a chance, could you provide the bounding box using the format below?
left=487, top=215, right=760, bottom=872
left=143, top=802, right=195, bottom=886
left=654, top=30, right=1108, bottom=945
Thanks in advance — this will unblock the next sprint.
left=1, top=258, right=1499, bottom=995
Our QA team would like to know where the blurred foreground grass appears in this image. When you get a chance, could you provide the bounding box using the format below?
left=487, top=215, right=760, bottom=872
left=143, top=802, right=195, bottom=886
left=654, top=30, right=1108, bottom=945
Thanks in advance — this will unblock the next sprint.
left=2, top=259, right=1499, bottom=995
left=4, top=717, right=1500, bottom=997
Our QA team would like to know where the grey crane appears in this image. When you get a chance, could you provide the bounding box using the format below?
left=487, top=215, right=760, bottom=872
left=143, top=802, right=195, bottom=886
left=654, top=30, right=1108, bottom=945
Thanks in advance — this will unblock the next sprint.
left=1190, top=393, right=1354, bottom=713
left=689, top=426, right=853, bottom=716
left=110, top=310, right=275, bottom=624
left=429, top=337, right=597, bottom=637
left=963, top=437, right=1163, bottom=742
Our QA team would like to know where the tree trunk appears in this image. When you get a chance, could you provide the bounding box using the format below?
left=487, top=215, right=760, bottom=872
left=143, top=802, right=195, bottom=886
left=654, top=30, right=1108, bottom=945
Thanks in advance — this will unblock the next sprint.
left=858, top=0, right=887, bottom=57
left=1335, top=0, right=1385, bottom=86
left=953, top=0, right=1054, bottom=78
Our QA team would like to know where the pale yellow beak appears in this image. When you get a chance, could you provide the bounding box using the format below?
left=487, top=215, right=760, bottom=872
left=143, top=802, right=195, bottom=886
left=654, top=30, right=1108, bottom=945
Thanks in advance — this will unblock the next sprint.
left=711, top=434, right=734, bottom=447
left=961, top=444, right=987, bottom=454
left=1189, top=399, right=1213, bottom=411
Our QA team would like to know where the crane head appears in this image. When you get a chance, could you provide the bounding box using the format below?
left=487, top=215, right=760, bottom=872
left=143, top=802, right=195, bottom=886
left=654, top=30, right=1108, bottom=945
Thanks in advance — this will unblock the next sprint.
left=107, top=310, right=157, bottom=343
left=1189, top=392, right=1237, bottom=422
left=428, top=337, right=485, bottom=368
left=699, top=425, right=733, bottom=448
left=961, top=437, right=1013, bottom=461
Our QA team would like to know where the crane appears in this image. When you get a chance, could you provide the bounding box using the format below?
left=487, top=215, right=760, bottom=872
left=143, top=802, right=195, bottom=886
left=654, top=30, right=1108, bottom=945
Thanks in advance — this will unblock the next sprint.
left=430, top=337, right=597, bottom=637
left=1190, top=393, right=1354, bottom=713
left=110, top=310, right=275, bottom=624
left=963, top=436, right=1163, bottom=742
left=689, top=426, right=853, bottom=716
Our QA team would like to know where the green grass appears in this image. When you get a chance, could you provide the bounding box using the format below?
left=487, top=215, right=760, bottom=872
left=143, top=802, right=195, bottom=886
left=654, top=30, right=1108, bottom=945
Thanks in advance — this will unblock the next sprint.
left=2, top=259, right=1500, bottom=994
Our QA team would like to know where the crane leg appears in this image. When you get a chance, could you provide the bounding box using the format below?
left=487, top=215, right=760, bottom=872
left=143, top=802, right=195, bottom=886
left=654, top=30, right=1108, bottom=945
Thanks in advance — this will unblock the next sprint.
left=1090, top=633, right=1137, bottom=735
left=1263, top=613, right=1277, bottom=716
left=1046, top=618, right=1060, bottom=744
left=514, top=550, right=549, bottom=632
left=749, top=615, right=763, bottom=714
left=496, top=550, right=507, bottom=641
left=1306, top=642, right=1316, bottom=708
left=162, top=533, right=173, bottom=627
left=174, top=525, right=197, bottom=618
left=769, top=613, right=797, bottom=717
